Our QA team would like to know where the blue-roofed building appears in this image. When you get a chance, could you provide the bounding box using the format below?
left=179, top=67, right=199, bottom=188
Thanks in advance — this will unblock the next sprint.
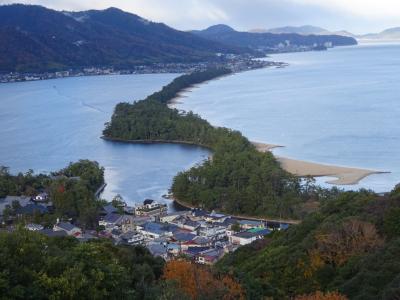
left=101, top=203, right=118, bottom=215
left=147, top=242, right=168, bottom=259
left=138, top=222, right=178, bottom=239
left=279, top=223, right=290, bottom=230
left=166, top=242, right=180, bottom=255
left=99, top=213, right=121, bottom=228
left=183, top=246, right=211, bottom=258
left=172, top=232, right=196, bottom=243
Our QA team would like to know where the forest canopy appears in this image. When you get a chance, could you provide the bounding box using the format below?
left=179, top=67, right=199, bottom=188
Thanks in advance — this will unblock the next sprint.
left=103, top=69, right=311, bottom=219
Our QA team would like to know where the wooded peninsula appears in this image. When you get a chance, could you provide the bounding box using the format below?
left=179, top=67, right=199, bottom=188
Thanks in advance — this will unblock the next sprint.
left=103, top=69, right=337, bottom=219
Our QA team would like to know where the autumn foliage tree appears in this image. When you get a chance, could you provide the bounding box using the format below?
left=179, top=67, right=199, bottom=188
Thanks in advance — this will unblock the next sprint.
left=162, top=260, right=245, bottom=300
left=295, top=291, right=348, bottom=300
left=309, top=219, right=383, bottom=269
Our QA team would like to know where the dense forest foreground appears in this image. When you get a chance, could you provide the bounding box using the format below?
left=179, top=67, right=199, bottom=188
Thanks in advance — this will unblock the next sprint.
left=1, top=161, right=399, bottom=299
left=216, top=186, right=400, bottom=299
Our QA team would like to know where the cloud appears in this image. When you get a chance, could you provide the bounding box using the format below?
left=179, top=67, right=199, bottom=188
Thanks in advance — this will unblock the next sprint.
left=294, top=0, right=400, bottom=18
left=0, top=0, right=399, bottom=33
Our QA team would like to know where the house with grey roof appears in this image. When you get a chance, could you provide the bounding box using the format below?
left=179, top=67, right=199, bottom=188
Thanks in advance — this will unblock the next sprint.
left=172, top=232, right=197, bottom=243
left=25, top=223, right=44, bottom=231
left=168, top=216, right=200, bottom=232
left=229, top=228, right=270, bottom=246
left=53, top=221, right=82, bottom=236
left=0, top=196, right=32, bottom=216
left=39, top=228, right=68, bottom=238
left=120, top=231, right=144, bottom=245
left=147, top=242, right=168, bottom=260
left=198, top=224, right=227, bottom=241
left=16, top=204, right=48, bottom=216
left=237, top=219, right=265, bottom=230
left=138, top=222, right=178, bottom=240
left=99, top=213, right=142, bottom=232
left=160, top=211, right=191, bottom=223
left=195, top=248, right=225, bottom=265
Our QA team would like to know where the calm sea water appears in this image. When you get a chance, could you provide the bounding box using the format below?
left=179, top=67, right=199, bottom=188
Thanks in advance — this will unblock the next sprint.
left=0, top=74, right=209, bottom=208
left=177, top=44, right=400, bottom=193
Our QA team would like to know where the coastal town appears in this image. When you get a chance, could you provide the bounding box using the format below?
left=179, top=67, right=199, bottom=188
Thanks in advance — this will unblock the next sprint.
left=0, top=192, right=289, bottom=265
left=0, top=56, right=286, bottom=83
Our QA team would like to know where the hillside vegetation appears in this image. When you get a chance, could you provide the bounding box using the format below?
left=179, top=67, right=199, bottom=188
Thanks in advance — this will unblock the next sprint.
left=216, top=186, right=400, bottom=299
left=0, top=160, right=104, bottom=228
left=0, top=5, right=245, bottom=72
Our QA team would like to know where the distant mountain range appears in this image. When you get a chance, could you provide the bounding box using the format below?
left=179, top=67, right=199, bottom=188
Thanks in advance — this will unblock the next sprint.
left=262, top=25, right=356, bottom=37
left=192, top=24, right=357, bottom=51
left=261, top=25, right=331, bottom=35
left=0, top=5, right=359, bottom=73
left=359, top=27, right=400, bottom=41
left=0, top=4, right=246, bottom=72
left=251, top=25, right=400, bottom=41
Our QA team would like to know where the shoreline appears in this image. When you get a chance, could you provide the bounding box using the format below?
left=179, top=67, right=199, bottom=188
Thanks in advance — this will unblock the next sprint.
left=102, top=136, right=387, bottom=186
left=167, top=74, right=234, bottom=108
left=166, top=75, right=390, bottom=187
left=253, top=142, right=389, bottom=185
left=101, top=136, right=213, bottom=150
left=172, top=196, right=301, bottom=225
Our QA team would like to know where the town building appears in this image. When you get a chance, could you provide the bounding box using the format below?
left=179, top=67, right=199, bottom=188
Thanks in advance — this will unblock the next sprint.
left=195, top=248, right=225, bottom=265
left=53, top=221, right=82, bottom=237
left=135, top=199, right=167, bottom=217
left=229, top=228, right=270, bottom=246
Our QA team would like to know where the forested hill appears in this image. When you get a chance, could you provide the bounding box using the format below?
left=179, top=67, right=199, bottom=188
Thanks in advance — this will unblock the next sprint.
left=192, top=24, right=357, bottom=51
left=103, top=69, right=325, bottom=219
left=217, top=186, right=400, bottom=299
left=0, top=4, right=248, bottom=72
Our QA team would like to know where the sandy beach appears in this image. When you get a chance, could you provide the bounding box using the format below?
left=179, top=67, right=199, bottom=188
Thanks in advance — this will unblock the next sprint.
left=167, top=83, right=388, bottom=187
left=167, top=86, right=196, bottom=107
left=253, top=142, right=388, bottom=185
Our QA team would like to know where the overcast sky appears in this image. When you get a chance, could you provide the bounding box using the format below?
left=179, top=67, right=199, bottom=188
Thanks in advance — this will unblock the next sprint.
left=1, top=0, right=399, bottom=34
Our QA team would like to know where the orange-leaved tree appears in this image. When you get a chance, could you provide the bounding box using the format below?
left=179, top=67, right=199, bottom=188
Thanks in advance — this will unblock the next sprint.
left=309, top=219, right=383, bottom=269
left=162, top=260, right=245, bottom=300
left=295, top=291, right=348, bottom=300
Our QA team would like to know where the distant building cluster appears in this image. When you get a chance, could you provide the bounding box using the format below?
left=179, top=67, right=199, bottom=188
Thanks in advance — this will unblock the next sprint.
left=96, top=199, right=289, bottom=264
left=0, top=57, right=285, bottom=83
left=0, top=194, right=290, bottom=265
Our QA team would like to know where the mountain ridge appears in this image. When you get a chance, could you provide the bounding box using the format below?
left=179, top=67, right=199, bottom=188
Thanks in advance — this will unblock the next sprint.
left=192, top=25, right=358, bottom=51
left=0, top=4, right=247, bottom=72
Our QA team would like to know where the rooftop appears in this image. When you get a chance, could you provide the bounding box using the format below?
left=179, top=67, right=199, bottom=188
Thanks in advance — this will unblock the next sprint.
left=39, top=228, right=68, bottom=237
left=103, top=213, right=121, bottom=223
left=173, top=232, right=196, bottom=242
left=233, top=228, right=270, bottom=239
left=55, top=222, right=78, bottom=232
left=16, top=204, right=48, bottom=215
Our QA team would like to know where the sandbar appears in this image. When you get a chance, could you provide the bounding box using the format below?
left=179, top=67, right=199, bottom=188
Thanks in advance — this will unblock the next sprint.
left=253, top=142, right=388, bottom=185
